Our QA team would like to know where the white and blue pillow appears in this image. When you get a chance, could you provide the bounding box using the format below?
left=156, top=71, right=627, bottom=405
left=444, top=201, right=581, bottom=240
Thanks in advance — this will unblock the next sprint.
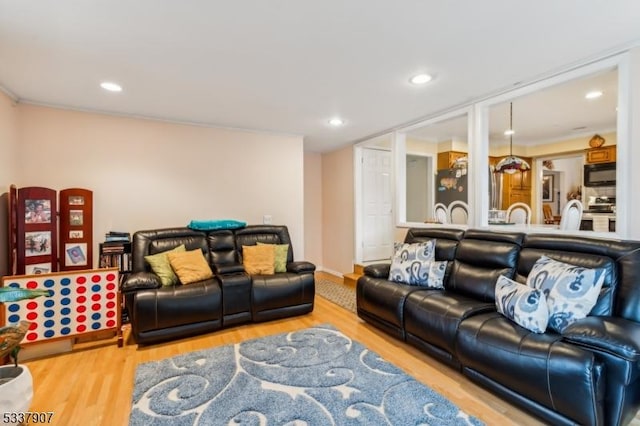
left=495, top=275, right=548, bottom=333
left=424, top=260, right=448, bottom=289
left=526, top=256, right=605, bottom=333
left=388, top=240, right=445, bottom=287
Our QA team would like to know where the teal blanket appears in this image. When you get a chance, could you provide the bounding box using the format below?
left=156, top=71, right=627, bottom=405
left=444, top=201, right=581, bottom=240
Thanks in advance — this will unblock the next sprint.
left=187, top=219, right=247, bottom=231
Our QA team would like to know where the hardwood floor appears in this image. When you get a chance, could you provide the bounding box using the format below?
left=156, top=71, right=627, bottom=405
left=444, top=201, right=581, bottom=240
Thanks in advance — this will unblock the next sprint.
left=24, top=271, right=546, bottom=426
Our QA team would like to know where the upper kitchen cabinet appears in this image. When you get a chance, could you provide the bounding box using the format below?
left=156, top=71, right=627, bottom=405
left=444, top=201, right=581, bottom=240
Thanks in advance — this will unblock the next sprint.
left=437, top=151, right=467, bottom=170
left=586, top=145, right=616, bottom=164
left=503, top=163, right=533, bottom=209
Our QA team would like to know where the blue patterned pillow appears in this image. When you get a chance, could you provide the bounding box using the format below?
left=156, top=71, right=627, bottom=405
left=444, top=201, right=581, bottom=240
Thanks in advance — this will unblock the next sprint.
left=495, top=275, right=549, bottom=333
left=388, top=240, right=436, bottom=286
left=526, top=256, right=605, bottom=333
left=423, top=260, right=448, bottom=289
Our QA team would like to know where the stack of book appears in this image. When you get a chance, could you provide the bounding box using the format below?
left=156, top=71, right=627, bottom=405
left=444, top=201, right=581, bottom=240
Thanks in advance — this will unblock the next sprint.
left=105, top=231, right=131, bottom=242
left=100, top=231, right=132, bottom=272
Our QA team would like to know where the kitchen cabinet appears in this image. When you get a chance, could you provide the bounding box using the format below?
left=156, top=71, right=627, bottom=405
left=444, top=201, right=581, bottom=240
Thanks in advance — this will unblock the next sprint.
left=581, top=218, right=616, bottom=232
left=506, top=188, right=531, bottom=206
left=437, top=151, right=466, bottom=170
left=586, top=145, right=616, bottom=164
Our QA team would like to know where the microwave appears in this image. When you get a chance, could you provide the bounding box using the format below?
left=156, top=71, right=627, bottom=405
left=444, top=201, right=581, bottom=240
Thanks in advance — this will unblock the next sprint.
left=584, top=162, right=616, bottom=187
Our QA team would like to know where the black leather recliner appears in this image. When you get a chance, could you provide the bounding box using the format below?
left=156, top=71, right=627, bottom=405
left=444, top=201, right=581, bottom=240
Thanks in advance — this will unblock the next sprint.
left=122, top=225, right=315, bottom=345
left=357, top=228, right=640, bottom=426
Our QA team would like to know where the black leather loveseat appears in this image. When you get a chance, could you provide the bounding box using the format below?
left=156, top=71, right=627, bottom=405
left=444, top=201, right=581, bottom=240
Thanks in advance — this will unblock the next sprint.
left=122, top=225, right=315, bottom=345
left=357, top=228, right=640, bottom=426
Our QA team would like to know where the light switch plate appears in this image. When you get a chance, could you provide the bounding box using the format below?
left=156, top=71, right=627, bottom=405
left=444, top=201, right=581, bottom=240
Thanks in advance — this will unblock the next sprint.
left=263, top=215, right=272, bottom=224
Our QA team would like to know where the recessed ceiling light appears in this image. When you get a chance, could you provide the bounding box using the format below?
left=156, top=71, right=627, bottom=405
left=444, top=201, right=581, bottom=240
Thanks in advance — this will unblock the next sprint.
left=504, top=129, right=515, bottom=136
left=328, top=118, right=344, bottom=126
left=100, top=81, right=123, bottom=92
left=409, top=73, right=433, bottom=85
left=585, top=90, right=603, bottom=99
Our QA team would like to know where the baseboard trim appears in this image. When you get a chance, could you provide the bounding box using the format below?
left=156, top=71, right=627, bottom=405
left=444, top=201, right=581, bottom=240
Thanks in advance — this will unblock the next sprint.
left=315, top=267, right=343, bottom=279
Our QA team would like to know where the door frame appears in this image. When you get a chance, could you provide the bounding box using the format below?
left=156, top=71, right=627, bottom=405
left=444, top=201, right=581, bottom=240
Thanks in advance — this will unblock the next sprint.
left=354, top=139, right=393, bottom=264
left=405, top=152, right=436, bottom=223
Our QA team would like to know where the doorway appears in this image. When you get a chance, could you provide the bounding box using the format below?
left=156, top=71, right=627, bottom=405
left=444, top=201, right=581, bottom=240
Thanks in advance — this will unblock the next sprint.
left=361, top=147, right=393, bottom=262
left=539, top=155, right=584, bottom=221
left=406, top=155, right=434, bottom=222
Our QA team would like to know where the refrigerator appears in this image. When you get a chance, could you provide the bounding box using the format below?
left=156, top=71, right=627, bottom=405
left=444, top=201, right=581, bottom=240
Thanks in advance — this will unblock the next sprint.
left=435, top=168, right=468, bottom=206
left=490, top=165, right=503, bottom=210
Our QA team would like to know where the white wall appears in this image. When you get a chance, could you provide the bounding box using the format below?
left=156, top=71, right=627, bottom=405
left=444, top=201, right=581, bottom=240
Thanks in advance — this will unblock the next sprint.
left=13, top=104, right=305, bottom=265
left=0, top=91, right=19, bottom=275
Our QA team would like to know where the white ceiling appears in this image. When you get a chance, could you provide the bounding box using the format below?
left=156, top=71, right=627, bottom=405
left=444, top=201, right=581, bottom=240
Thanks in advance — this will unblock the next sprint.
left=1, top=1, right=639, bottom=153
left=408, top=69, right=618, bottom=146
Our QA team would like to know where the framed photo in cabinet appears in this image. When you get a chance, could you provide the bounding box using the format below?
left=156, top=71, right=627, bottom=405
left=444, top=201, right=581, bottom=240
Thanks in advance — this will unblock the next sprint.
left=25, top=231, right=52, bottom=257
left=542, top=175, right=554, bottom=202
left=69, top=230, right=84, bottom=239
left=68, top=195, right=84, bottom=205
left=65, top=243, right=88, bottom=266
left=69, top=210, right=84, bottom=226
left=25, top=262, right=52, bottom=275
left=25, top=199, right=52, bottom=224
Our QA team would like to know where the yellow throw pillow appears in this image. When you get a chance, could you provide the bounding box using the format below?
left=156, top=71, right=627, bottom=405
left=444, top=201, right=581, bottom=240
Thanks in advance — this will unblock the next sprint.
left=243, top=245, right=275, bottom=275
left=167, top=249, right=213, bottom=284
left=257, top=242, right=289, bottom=272
left=144, top=244, right=186, bottom=286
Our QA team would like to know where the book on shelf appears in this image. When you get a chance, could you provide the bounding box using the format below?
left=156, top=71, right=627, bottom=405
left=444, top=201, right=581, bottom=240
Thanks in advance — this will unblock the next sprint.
left=105, top=231, right=131, bottom=242
left=99, top=252, right=131, bottom=272
left=105, top=236, right=130, bottom=242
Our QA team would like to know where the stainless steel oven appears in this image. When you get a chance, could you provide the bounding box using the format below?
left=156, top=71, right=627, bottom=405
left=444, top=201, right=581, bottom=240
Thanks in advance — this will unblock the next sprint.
left=584, top=162, right=616, bottom=187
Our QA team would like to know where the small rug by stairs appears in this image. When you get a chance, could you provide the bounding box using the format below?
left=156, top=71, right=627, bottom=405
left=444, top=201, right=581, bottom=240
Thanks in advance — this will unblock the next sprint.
left=315, top=278, right=357, bottom=313
left=130, top=324, right=484, bottom=425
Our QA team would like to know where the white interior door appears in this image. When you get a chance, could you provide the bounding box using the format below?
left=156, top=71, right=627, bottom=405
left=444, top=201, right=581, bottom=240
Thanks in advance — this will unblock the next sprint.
left=362, top=148, right=393, bottom=262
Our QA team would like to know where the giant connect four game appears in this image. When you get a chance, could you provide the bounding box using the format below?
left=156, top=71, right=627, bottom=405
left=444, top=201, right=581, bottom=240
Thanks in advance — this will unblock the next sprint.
left=1, top=268, right=119, bottom=343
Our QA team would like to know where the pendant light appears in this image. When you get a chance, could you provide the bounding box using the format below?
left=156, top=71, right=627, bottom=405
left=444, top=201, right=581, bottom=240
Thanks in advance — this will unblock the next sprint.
left=494, top=102, right=530, bottom=174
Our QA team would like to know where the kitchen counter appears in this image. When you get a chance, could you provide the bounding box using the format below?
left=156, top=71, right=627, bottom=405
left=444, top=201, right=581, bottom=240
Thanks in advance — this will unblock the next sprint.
left=582, top=213, right=616, bottom=220
left=580, top=213, right=616, bottom=232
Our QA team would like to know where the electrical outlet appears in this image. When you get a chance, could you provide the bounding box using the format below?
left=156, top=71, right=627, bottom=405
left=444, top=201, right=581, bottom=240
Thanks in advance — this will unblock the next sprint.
left=263, top=215, right=272, bottom=225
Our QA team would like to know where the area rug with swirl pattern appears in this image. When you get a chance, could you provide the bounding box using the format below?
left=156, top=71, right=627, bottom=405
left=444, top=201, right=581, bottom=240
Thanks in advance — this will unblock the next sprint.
left=129, top=324, right=484, bottom=425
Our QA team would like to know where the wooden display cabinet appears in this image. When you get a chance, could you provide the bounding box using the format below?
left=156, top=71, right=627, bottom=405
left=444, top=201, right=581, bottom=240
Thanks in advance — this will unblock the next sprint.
left=9, top=186, right=93, bottom=274
left=59, top=188, right=93, bottom=271
left=13, top=186, right=59, bottom=275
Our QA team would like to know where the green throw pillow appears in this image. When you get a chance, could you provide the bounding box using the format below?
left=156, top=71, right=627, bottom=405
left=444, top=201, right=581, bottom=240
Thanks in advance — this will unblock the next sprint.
left=257, top=242, right=289, bottom=273
left=144, top=244, right=186, bottom=286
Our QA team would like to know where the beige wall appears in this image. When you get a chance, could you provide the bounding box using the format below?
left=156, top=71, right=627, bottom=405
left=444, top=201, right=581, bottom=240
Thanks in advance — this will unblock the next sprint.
left=0, top=91, right=19, bottom=275
left=11, top=104, right=306, bottom=266
left=321, top=145, right=354, bottom=275
left=524, top=131, right=617, bottom=157
left=303, top=152, right=322, bottom=267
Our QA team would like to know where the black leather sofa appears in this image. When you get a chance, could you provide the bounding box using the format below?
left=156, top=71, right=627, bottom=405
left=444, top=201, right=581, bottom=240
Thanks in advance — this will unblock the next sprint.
left=357, top=228, right=640, bottom=426
left=122, top=225, right=315, bottom=345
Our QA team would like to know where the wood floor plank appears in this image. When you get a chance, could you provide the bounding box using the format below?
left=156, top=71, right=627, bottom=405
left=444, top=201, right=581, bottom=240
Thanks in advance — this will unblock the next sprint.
left=24, top=271, right=548, bottom=425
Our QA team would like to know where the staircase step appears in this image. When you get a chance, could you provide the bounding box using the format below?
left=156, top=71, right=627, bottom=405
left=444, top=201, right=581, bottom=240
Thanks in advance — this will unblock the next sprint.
left=353, top=264, right=365, bottom=275
left=343, top=272, right=361, bottom=287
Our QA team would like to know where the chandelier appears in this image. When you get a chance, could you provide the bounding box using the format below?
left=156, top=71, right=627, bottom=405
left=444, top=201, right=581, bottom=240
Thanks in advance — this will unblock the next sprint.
left=494, top=102, right=531, bottom=174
